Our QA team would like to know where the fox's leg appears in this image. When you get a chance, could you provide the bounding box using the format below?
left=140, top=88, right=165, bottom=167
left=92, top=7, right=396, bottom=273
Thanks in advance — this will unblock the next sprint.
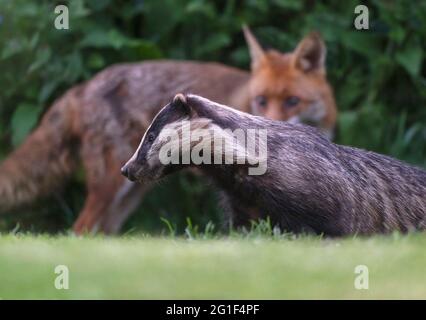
left=73, top=130, right=148, bottom=234
left=73, top=177, right=146, bottom=235
left=72, top=182, right=118, bottom=235
left=99, top=179, right=149, bottom=234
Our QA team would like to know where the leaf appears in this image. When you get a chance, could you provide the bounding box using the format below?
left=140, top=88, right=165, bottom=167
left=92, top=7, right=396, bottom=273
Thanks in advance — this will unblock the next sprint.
left=107, top=29, right=129, bottom=50
left=272, top=0, right=303, bottom=10
left=1, top=40, right=24, bottom=59
left=68, top=0, right=90, bottom=18
left=39, top=80, right=60, bottom=103
left=185, top=1, right=216, bottom=18
left=126, top=39, right=163, bottom=59
left=396, top=45, right=423, bottom=77
left=86, top=0, right=112, bottom=11
left=28, top=32, right=40, bottom=50
left=404, top=124, right=423, bottom=145
left=79, top=29, right=130, bottom=49
left=195, top=33, right=231, bottom=57
left=17, top=2, right=39, bottom=17
left=11, top=103, right=42, bottom=146
left=79, top=29, right=112, bottom=48
left=63, top=51, right=84, bottom=82
left=87, top=53, right=105, bottom=69
left=28, top=47, right=51, bottom=74
left=340, top=32, right=381, bottom=58
left=388, top=26, right=405, bottom=44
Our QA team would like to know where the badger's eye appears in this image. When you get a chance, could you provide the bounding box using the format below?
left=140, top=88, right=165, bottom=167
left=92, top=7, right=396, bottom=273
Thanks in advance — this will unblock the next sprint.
left=284, top=96, right=300, bottom=108
left=147, top=133, right=155, bottom=143
left=255, top=95, right=267, bottom=108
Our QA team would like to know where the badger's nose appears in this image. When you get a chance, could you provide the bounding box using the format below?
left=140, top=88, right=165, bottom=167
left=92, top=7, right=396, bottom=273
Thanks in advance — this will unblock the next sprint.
left=121, top=165, right=137, bottom=181
left=120, top=165, right=129, bottom=178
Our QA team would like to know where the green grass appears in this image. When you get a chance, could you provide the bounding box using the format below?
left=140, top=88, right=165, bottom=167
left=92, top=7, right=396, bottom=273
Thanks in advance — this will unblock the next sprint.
left=1, top=232, right=426, bottom=299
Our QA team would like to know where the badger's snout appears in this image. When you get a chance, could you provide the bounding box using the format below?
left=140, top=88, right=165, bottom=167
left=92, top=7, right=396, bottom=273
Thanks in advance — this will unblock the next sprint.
left=120, top=163, right=137, bottom=182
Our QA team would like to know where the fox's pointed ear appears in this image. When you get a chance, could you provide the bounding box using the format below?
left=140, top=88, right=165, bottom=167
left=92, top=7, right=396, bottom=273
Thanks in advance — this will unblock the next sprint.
left=292, top=32, right=326, bottom=74
left=243, top=25, right=266, bottom=70
left=173, top=93, right=192, bottom=116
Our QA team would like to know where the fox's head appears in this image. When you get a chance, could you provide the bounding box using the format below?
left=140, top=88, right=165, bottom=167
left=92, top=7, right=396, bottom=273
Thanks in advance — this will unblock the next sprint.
left=243, top=26, right=337, bottom=139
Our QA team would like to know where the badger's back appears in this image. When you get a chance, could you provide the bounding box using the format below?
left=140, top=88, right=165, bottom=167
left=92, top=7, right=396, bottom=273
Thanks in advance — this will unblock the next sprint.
left=256, top=121, right=426, bottom=235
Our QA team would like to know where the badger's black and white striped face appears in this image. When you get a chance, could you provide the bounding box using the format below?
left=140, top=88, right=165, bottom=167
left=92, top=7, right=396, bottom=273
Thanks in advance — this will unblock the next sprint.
left=121, top=94, right=269, bottom=183
left=121, top=94, right=191, bottom=182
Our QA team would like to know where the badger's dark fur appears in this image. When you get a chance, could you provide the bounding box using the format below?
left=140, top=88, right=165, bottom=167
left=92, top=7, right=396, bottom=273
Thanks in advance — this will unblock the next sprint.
left=122, top=94, right=426, bottom=236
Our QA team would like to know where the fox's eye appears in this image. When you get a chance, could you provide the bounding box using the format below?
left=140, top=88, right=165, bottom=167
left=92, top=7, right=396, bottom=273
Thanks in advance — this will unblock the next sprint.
left=255, top=95, right=267, bottom=108
left=147, top=133, right=155, bottom=143
left=284, top=96, right=300, bottom=108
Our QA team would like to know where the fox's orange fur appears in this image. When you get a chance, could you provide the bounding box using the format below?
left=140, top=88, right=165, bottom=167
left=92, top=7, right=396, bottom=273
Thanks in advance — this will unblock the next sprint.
left=0, top=28, right=337, bottom=234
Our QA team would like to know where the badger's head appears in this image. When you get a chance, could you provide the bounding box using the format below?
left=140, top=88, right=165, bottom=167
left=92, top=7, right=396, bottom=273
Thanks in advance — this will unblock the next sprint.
left=120, top=94, right=191, bottom=182
left=121, top=93, right=268, bottom=183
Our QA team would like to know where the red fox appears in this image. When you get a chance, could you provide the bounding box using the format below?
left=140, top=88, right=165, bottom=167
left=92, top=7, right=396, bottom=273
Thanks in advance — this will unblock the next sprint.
left=0, top=27, right=337, bottom=234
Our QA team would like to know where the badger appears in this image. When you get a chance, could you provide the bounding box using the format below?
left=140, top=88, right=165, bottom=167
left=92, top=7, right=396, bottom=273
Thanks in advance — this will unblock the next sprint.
left=121, top=94, right=426, bottom=236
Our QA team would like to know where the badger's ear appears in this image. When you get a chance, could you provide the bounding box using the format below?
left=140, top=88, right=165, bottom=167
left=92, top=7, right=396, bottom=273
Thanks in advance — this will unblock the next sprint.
left=243, top=25, right=266, bottom=71
left=173, top=93, right=187, bottom=105
left=292, top=32, right=326, bottom=74
left=172, top=93, right=193, bottom=116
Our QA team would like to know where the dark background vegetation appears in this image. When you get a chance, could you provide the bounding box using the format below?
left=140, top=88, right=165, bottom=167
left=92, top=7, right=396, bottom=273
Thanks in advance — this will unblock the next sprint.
left=0, top=0, right=425, bottom=234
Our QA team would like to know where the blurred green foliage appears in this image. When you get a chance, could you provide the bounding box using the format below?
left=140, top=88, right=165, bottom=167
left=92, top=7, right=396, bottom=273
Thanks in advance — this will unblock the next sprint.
left=0, top=0, right=425, bottom=233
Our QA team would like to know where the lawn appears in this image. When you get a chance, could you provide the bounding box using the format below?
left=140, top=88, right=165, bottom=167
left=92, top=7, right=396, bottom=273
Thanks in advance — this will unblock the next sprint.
left=0, top=233, right=425, bottom=299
